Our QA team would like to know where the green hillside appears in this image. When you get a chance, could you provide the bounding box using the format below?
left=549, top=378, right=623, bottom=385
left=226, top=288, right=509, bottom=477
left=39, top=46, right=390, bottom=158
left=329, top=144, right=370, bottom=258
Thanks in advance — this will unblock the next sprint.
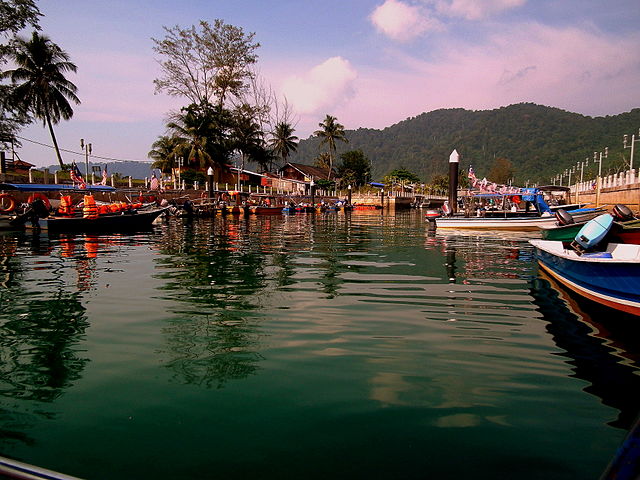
left=290, top=103, right=640, bottom=184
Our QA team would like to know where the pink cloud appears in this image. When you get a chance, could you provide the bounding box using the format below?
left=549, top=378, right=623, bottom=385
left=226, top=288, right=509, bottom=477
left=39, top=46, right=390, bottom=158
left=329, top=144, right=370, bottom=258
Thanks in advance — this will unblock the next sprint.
left=281, top=57, right=358, bottom=116
left=313, top=23, right=640, bottom=135
left=435, top=0, right=526, bottom=20
left=370, top=0, right=442, bottom=42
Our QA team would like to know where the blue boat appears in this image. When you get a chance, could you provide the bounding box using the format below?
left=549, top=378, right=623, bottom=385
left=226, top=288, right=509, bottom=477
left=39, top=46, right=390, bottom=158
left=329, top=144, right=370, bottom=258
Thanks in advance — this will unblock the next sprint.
left=529, top=239, right=640, bottom=316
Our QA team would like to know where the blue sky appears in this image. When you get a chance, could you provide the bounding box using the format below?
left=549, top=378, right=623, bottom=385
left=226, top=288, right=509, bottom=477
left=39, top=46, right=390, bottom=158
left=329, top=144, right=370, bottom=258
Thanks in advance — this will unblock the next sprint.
left=14, top=0, right=640, bottom=168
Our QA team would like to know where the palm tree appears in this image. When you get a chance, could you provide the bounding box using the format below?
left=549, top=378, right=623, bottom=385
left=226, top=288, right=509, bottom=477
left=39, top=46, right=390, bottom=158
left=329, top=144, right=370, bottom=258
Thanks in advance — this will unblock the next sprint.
left=269, top=122, right=298, bottom=170
left=2, top=32, right=80, bottom=168
left=313, top=114, right=348, bottom=180
left=231, top=105, right=265, bottom=188
left=148, top=135, right=183, bottom=174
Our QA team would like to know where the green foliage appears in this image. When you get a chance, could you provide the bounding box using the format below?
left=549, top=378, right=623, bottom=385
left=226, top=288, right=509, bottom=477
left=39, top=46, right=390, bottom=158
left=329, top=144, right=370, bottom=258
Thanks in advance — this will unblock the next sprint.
left=1, top=31, right=79, bottom=168
left=337, top=149, right=371, bottom=187
left=386, top=167, right=421, bottom=183
left=289, top=103, right=640, bottom=184
left=314, top=114, right=348, bottom=179
left=487, top=157, right=514, bottom=184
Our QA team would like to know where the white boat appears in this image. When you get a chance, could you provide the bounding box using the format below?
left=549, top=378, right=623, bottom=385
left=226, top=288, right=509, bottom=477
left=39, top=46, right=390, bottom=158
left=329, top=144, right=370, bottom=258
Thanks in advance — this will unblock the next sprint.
left=435, top=208, right=602, bottom=231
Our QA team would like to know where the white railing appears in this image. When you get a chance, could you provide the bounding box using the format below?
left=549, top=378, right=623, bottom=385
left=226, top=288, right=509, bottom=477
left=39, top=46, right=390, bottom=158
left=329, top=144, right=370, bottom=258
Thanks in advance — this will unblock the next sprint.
left=571, top=168, right=637, bottom=194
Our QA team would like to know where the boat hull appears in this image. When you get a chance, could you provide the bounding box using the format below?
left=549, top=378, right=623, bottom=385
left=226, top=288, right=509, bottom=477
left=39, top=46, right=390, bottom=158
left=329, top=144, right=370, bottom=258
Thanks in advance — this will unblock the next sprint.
left=436, top=209, right=602, bottom=231
left=31, top=207, right=167, bottom=233
left=530, top=239, right=640, bottom=315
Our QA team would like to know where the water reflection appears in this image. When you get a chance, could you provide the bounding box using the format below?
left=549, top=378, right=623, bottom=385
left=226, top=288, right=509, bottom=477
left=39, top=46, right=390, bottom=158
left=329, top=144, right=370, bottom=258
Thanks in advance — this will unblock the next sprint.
left=530, top=270, right=640, bottom=429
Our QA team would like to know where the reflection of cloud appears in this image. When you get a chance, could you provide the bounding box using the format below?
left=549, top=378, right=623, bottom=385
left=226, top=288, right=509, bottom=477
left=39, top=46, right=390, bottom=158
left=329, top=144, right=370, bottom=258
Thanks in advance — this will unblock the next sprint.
left=369, top=371, right=415, bottom=406
left=281, top=57, right=357, bottom=115
left=370, top=0, right=442, bottom=42
left=434, top=413, right=481, bottom=428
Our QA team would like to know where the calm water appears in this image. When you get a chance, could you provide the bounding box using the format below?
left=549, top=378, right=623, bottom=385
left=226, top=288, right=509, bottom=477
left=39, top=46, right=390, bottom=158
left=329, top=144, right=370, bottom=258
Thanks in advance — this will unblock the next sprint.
left=0, top=210, right=638, bottom=480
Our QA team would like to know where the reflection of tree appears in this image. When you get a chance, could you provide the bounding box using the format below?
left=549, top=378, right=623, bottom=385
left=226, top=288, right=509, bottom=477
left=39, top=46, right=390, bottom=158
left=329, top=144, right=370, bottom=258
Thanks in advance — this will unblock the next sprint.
left=0, top=287, right=89, bottom=448
left=155, top=218, right=268, bottom=388
left=530, top=275, right=640, bottom=430
left=0, top=291, right=89, bottom=402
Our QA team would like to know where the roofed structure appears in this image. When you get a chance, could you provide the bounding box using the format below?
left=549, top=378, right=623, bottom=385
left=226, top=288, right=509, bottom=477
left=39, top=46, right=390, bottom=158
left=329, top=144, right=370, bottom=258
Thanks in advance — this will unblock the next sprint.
left=278, top=163, right=333, bottom=182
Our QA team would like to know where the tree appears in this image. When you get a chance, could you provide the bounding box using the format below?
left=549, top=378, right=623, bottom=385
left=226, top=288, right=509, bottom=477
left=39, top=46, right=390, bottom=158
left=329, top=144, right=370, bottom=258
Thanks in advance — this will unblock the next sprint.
left=487, top=157, right=514, bottom=184
left=152, top=19, right=260, bottom=107
left=269, top=121, right=298, bottom=170
left=314, top=114, right=348, bottom=180
left=1, top=31, right=79, bottom=168
left=148, top=135, right=183, bottom=174
left=313, top=152, right=331, bottom=170
left=337, top=150, right=371, bottom=187
left=166, top=102, right=234, bottom=172
left=386, top=167, right=421, bottom=183
left=0, top=1, right=41, bottom=146
left=231, top=104, right=266, bottom=182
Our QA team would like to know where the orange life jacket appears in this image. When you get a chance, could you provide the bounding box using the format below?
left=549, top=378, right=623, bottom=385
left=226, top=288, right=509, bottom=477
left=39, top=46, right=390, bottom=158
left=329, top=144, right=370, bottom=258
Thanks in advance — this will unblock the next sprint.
left=83, top=195, right=98, bottom=219
left=58, top=195, right=75, bottom=216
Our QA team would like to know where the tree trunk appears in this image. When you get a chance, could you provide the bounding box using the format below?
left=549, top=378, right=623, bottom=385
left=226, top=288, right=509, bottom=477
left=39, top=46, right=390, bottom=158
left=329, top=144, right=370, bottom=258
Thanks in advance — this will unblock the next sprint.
left=45, top=110, right=65, bottom=169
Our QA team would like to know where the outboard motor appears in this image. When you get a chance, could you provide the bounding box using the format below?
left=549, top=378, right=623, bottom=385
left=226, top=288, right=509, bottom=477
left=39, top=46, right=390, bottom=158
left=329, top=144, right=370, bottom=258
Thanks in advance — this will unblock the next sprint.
left=612, top=204, right=634, bottom=221
left=182, top=199, right=194, bottom=215
left=555, top=208, right=574, bottom=226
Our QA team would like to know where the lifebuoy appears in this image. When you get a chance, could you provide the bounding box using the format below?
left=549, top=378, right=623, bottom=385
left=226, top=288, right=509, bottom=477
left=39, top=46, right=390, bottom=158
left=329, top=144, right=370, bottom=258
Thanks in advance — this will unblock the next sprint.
left=27, top=193, right=51, bottom=210
left=0, top=193, right=17, bottom=213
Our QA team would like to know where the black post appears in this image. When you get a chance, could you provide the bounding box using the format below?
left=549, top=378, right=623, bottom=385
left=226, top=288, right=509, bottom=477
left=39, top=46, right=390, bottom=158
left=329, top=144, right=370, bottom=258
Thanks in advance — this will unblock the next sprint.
left=311, top=181, right=315, bottom=208
left=0, top=151, right=6, bottom=174
left=380, top=189, right=384, bottom=208
left=448, top=149, right=459, bottom=215
left=207, top=167, right=214, bottom=200
left=347, top=185, right=352, bottom=205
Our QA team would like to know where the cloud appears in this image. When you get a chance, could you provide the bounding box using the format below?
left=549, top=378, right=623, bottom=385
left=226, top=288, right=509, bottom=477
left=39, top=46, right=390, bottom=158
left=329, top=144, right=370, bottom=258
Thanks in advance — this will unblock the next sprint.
left=435, top=0, right=526, bottom=20
left=305, top=23, right=640, bottom=136
left=370, top=0, right=442, bottom=42
left=281, top=56, right=358, bottom=116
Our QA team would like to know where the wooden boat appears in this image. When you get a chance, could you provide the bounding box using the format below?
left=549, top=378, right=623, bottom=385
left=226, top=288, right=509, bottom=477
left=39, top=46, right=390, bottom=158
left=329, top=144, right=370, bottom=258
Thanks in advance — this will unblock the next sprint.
left=530, top=239, right=640, bottom=315
left=26, top=206, right=168, bottom=233
left=248, top=205, right=284, bottom=215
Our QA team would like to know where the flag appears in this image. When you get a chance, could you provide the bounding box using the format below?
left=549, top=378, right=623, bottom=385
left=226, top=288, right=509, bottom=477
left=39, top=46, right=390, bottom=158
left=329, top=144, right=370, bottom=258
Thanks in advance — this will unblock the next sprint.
left=70, top=162, right=86, bottom=188
left=100, top=165, right=108, bottom=185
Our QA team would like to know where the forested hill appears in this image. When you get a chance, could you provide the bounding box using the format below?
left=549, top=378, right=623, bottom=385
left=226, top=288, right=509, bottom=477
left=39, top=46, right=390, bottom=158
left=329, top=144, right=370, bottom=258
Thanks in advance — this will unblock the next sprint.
left=290, top=103, right=640, bottom=184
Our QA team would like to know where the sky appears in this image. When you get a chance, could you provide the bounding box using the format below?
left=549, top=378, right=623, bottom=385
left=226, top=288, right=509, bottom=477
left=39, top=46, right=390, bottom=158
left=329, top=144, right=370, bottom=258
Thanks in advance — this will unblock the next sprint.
left=11, top=0, right=640, bottom=168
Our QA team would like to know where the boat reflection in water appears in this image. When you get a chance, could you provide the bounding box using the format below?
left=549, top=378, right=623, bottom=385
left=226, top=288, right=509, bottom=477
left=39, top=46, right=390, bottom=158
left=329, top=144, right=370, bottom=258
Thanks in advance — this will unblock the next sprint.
left=530, top=270, right=640, bottom=430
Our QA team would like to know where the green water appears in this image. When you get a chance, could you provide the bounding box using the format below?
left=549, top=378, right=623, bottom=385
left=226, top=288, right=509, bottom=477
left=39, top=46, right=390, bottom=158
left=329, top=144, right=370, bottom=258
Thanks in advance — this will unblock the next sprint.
left=0, top=211, right=638, bottom=479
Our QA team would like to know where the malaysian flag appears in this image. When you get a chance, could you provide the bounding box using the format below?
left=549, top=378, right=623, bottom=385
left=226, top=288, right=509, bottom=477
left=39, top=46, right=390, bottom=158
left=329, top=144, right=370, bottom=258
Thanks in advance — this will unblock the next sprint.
left=468, top=165, right=478, bottom=187
left=70, top=162, right=86, bottom=188
left=100, top=165, right=108, bottom=185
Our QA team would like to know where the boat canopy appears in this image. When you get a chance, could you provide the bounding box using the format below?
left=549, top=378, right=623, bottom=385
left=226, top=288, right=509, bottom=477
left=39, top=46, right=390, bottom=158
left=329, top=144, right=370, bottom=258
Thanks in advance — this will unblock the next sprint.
left=0, top=183, right=116, bottom=192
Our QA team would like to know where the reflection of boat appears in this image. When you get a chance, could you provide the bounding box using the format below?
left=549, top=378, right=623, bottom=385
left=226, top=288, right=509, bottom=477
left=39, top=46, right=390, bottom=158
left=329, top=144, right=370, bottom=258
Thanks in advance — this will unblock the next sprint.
left=28, top=207, right=168, bottom=233
left=530, top=239, right=640, bottom=315
left=530, top=271, right=640, bottom=430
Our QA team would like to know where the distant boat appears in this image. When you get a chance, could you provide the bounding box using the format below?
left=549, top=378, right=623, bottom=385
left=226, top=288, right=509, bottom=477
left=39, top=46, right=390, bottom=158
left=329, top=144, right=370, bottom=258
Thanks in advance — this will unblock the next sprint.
left=530, top=239, right=640, bottom=315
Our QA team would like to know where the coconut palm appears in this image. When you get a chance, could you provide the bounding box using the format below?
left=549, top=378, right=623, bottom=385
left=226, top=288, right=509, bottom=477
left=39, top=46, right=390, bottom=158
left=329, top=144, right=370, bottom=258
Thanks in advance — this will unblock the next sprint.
left=231, top=105, right=265, bottom=186
left=269, top=122, right=298, bottom=170
left=2, top=32, right=79, bottom=168
left=313, top=114, right=348, bottom=180
left=148, top=135, right=184, bottom=174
